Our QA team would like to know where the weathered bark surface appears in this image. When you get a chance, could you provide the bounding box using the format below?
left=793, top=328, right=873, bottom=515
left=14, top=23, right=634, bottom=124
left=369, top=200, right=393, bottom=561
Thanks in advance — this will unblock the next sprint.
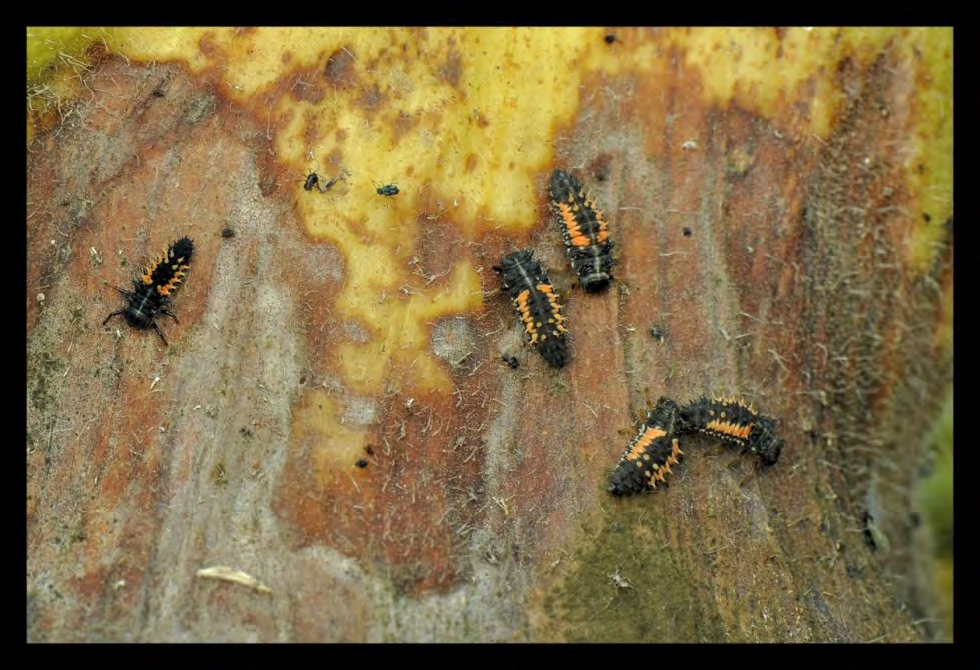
left=27, top=28, right=952, bottom=642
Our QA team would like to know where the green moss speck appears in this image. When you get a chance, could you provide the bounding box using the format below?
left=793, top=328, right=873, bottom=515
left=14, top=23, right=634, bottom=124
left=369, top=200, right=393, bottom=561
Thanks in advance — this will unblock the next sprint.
left=541, top=500, right=725, bottom=642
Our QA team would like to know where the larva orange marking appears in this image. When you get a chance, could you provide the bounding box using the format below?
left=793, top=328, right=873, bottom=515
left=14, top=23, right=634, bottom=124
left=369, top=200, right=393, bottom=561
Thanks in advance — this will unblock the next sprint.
left=493, top=249, right=568, bottom=368
left=550, top=169, right=614, bottom=292
left=678, top=395, right=782, bottom=466
left=608, top=397, right=684, bottom=495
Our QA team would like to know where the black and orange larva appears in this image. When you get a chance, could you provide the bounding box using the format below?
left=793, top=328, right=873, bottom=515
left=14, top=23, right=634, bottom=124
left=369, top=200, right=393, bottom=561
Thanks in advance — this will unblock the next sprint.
left=549, top=169, right=614, bottom=293
left=103, top=236, right=194, bottom=346
left=608, top=397, right=684, bottom=495
left=677, top=395, right=782, bottom=466
left=492, top=249, right=568, bottom=368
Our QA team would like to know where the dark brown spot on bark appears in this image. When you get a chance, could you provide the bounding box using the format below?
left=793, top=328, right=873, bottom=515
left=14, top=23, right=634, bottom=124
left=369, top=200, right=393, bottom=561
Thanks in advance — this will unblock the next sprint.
left=590, top=154, right=613, bottom=182
left=324, top=47, right=356, bottom=88
left=361, top=85, right=384, bottom=111
left=198, top=31, right=220, bottom=59
left=437, top=49, right=462, bottom=88
left=292, top=70, right=326, bottom=105
left=393, top=112, right=418, bottom=142
left=326, top=148, right=344, bottom=169
left=84, top=40, right=110, bottom=65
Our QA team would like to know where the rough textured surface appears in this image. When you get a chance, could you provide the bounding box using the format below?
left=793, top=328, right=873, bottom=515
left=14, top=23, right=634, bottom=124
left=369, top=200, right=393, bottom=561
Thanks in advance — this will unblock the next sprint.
left=27, top=27, right=952, bottom=642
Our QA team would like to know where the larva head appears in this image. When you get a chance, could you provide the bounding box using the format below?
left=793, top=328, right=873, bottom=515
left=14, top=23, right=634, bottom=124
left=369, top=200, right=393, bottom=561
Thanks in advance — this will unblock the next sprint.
left=492, top=249, right=536, bottom=295
left=121, top=298, right=156, bottom=329
left=550, top=168, right=579, bottom=202
left=607, top=460, right=648, bottom=496
left=648, top=396, right=680, bottom=433
left=677, top=395, right=712, bottom=433
left=750, top=416, right=782, bottom=466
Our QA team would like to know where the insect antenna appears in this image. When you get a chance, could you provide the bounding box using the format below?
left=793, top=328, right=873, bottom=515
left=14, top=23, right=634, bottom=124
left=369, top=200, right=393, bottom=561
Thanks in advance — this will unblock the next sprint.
left=104, top=281, right=134, bottom=298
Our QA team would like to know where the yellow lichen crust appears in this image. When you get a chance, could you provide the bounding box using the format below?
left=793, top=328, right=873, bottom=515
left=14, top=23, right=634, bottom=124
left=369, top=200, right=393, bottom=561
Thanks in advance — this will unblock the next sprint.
left=26, top=27, right=953, bottom=393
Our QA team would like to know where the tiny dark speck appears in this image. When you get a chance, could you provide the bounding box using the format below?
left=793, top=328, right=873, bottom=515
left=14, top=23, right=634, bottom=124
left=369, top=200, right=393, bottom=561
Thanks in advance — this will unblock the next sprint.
left=682, top=227, right=692, bottom=237
left=605, top=34, right=617, bottom=44
left=356, top=459, right=369, bottom=468
left=221, top=227, right=236, bottom=238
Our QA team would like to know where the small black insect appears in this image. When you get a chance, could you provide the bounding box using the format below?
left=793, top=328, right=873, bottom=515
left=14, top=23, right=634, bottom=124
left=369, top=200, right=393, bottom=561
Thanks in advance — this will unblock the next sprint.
left=221, top=227, right=236, bottom=238
left=303, top=171, right=321, bottom=192
left=103, top=237, right=194, bottom=346
left=321, top=175, right=343, bottom=192
left=152, top=78, right=170, bottom=97
left=376, top=183, right=399, bottom=197
left=303, top=166, right=348, bottom=194
left=356, top=459, right=369, bottom=468
left=604, top=34, right=617, bottom=44
left=502, top=354, right=519, bottom=369
left=649, top=325, right=665, bottom=342
left=682, top=227, right=692, bottom=237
